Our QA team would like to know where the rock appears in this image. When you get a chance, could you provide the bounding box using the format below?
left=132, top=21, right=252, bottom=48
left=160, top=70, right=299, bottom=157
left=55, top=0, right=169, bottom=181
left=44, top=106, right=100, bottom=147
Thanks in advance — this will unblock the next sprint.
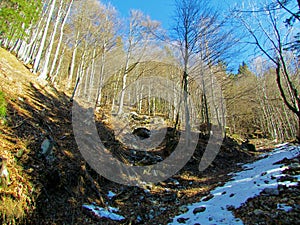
left=162, top=193, right=177, bottom=202
left=40, top=136, right=54, bottom=157
left=132, top=127, right=151, bottom=139
left=261, top=171, right=267, bottom=176
left=149, top=209, right=155, bottom=220
left=193, top=206, right=206, bottom=214
left=136, top=215, right=143, bottom=223
left=262, top=187, right=279, bottom=196
left=241, top=139, right=256, bottom=151
left=130, top=111, right=140, bottom=120
left=253, top=209, right=265, bottom=216
left=289, top=162, right=300, bottom=170
left=177, top=217, right=189, bottom=223
left=179, top=206, right=189, bottom=213
left=0, top=157, right=10, bottom=186
left=226, top=205, right=235, bottom=211
left=202, top=194, right=214, bottom=201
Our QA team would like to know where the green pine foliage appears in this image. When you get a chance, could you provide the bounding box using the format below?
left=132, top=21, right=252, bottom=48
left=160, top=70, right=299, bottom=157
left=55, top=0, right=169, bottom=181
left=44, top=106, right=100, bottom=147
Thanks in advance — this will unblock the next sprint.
left=0, top=91, right=7, bottom=118
left=0, top=0, right=42, bottom=40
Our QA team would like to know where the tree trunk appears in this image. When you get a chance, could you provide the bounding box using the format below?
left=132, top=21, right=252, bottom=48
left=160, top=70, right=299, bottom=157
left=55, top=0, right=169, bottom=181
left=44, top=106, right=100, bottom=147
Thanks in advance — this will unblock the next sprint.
left=117, top=58, right=130, bottom=115
left=50, top=0, right=73, bottom=78
left=95, top=48, right=106, bottom=107
left=68, top=31, right=80, bottom=89
left=297, top=113, right=300, bottom=143
left=33, top=0, right=56, bottom=74
left=39, top=0, right=63, bottom=80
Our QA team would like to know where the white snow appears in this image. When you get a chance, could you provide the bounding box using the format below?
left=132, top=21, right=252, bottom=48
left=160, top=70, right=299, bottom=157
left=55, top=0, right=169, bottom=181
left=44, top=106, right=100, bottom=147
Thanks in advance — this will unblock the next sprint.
left=107, top=191, right=116, bottom=199
left=82, top=203, right=125, bottom=221
left=169, top=144, right=300, bottom=225
left=277, top=203, right=293, bottom=212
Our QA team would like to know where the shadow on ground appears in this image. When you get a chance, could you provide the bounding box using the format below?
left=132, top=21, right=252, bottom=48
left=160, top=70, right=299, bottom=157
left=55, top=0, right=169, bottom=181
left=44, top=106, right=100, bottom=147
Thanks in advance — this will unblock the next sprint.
left=1, top=82, right=254, bottom=225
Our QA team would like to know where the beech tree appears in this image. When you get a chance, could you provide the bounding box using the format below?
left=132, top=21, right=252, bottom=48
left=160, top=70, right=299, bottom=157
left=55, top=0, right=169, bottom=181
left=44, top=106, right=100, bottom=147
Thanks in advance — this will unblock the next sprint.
left=117, top=10, right=161, bottom=115
left=50, top=0, right=74, bottom=82
left=236, top=0, right=300, bottom=142
left=172, top=0, right=233, bottom=137
left=33, top=0, right=57, bottom=74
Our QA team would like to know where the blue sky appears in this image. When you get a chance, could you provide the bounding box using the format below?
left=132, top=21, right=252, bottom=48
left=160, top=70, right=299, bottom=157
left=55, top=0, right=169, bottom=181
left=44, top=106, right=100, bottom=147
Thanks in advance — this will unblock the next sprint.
left=108, top=0, right=174, bottom=29
left=107, top=0, right=246, bottom=30
left=106, top=0, right=258, bottom=72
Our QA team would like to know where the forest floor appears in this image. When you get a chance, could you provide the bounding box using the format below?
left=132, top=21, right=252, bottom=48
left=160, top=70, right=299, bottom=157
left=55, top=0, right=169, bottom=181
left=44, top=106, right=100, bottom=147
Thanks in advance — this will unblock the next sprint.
left=0, top=47, right=299, bottom=225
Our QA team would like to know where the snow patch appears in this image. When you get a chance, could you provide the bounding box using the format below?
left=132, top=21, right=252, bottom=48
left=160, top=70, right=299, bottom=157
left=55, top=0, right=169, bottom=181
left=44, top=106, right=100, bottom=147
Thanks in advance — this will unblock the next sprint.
left=107, top=191, right=116, bottom=199
left=169, top=144, right=300, bottom=225
left=82, top=203, right=125, bottom=221
left=277, top=203, right=293, bottom=212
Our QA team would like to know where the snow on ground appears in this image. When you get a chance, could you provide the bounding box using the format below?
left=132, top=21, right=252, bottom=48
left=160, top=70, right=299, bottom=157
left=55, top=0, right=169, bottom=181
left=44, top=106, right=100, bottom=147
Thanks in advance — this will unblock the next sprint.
left=82, top=202, right=125, bottom=221
left=169, top=143, right=300, bottom=225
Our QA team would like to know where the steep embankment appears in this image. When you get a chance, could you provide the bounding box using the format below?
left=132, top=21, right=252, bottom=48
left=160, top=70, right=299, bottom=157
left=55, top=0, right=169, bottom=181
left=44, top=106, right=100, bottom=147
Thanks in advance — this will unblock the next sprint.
left=1, top=47, right=289, bottom=225
left=0, top=47, right=96, bottom=224
left=0, top=48, right=249, bottom=224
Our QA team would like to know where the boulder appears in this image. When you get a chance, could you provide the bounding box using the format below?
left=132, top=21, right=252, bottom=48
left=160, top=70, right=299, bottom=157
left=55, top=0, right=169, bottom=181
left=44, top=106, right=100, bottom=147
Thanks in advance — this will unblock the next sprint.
left=132, top=127, right=151, bottom=139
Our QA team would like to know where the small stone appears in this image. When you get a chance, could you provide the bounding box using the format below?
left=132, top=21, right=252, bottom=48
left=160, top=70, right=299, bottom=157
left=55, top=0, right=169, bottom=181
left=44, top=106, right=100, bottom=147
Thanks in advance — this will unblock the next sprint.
left=289, top=162, right=300, bottom=169
left=202, top=194, right=214, bottom=201
left=136, top=215, right=143, bottom=223
left=41, top=138, right=53, bottom=155
left=261, top=171, right=267, bottom=176
left=179, top=206, right=189, bottom=213
left=226, top=205, right=235, bottom=211
left=262, top=187, right=279, bottom=196
left=193, top=206, right=206, bottom=214
left=253, top=209, right=265, bottom=216
left=177, top=217, right=189, bottom=223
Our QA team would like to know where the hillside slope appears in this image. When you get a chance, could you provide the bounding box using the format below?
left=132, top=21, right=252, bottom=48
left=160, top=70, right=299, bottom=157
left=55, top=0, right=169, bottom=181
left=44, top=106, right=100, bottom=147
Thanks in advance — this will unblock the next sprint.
left=0, top=47, right=272, bottom=224
left=0, top=47, right=105, bottom=224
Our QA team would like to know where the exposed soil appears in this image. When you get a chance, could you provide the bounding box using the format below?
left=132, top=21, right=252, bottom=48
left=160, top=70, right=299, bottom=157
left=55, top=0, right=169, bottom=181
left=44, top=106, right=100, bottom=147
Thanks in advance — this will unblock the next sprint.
left=0, top=47, right=281, bottom=224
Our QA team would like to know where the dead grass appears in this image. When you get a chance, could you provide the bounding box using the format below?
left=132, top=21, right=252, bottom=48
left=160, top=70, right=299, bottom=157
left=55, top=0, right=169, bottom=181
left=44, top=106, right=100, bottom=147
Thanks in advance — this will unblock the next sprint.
left=0, top=47, right=257, bottom=225
left=0, top=127, right=36, bottom=225
left=0, top=48, right=39, bottom=224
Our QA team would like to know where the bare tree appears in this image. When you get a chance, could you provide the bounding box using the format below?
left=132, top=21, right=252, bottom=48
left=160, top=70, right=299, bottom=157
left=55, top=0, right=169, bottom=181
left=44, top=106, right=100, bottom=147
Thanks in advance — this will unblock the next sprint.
left=33, top=0, right=57, bottom=74
left=236, top=0, right=300, bottom=142
left=172, top=0, right=233, bottom=138
left=117, top=10, right=161, bottom=115
left=172, top=0, right=204, bottom=139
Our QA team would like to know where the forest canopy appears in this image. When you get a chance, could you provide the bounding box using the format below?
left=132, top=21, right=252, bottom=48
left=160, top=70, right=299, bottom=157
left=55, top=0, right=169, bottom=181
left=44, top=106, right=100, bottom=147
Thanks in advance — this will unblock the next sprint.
left=0, top=0, right=299, bottom=142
